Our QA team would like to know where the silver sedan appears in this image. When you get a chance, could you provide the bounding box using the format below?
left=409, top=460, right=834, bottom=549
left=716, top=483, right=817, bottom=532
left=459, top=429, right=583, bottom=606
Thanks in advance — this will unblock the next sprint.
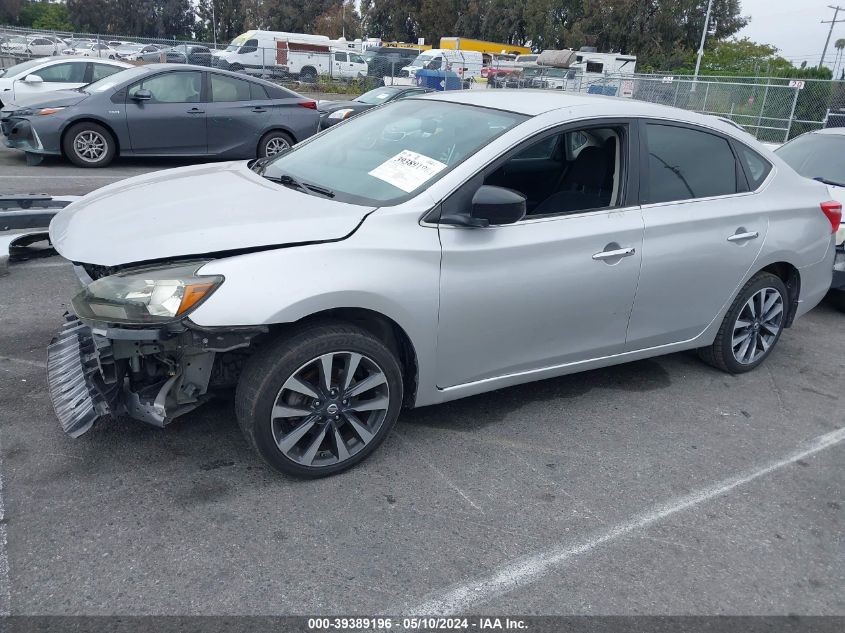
left=47, top=91, right=840, bottom=477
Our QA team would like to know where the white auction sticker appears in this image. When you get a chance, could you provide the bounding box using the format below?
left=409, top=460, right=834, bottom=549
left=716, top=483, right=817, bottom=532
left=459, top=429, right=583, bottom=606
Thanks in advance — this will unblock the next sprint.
left=368, top=150, right=448, bottom=193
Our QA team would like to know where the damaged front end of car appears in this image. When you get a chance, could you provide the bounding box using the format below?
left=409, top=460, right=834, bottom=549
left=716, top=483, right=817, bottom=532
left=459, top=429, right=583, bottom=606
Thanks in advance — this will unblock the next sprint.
left=46, top=260, right=266, bottom=437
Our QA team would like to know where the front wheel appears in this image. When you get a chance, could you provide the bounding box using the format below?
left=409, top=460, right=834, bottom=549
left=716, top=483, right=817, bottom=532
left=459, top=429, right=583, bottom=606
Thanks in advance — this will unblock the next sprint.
left=235, top=322, right=404, bottom=477
left=258, top=130, right=294, bottom=158
left=62, top=122, right=116, bottom=167
left=698, top=272, right=788, bottom=373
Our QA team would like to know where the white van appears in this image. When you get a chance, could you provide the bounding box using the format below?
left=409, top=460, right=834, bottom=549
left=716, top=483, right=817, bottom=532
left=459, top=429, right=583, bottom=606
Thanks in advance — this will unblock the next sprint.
left=391, top=49, right=483, bottom=86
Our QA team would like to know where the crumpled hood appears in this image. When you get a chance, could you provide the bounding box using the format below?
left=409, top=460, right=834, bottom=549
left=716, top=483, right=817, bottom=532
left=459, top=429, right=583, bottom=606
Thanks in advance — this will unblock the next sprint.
left=50, top=161, right=376, bottom=266
left=6, top=89, right=89, bottom=110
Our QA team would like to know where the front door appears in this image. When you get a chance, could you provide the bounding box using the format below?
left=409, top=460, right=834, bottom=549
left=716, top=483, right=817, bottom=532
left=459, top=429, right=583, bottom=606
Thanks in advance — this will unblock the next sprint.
left=125, top=70, right=207, bottom=155
left=436, top=122, right=644, bottom=388
left=625, top=121, right=768, bottom=349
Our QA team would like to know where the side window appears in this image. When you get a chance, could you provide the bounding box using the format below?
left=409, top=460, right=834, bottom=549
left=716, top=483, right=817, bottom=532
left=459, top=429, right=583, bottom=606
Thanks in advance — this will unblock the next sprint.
left=239, top=39, right=258, bottom=54
left=645, top=123, right=738, bottom=203
left=567, top=130, right=588, bottom=154
left=334, top=52, right=347, bottom=62
left=33, top=62, right=85, bottom=83
left=127, top=71, right=202, bottom=104
left=91, top=63, right=121, bottom=82
left=483, top=125, right=625, bottom=217
left=350, top=53, right=365, bottom=65
left=737, top=144, right=772, bottom=189
left=427, top=57, right=443, bottom=70
left=210, top=73, right=252, bottom=102
left=586, top=62, right=604, bottom=73
left=250, top=82, right=269, bottom=100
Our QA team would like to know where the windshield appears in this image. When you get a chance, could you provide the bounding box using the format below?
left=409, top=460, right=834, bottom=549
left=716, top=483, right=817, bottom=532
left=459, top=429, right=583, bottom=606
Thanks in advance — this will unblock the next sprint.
left=0, top=58, right=44, bottom=79
left=776, top=133, right=845, bottom=186
left=225, top=34, right=250, bottom=52
left=83, top=66, right=148, bottom=93
left=355, top=87, right=402, bottom=105
left=407, top=54, right=431, bottom=68
left=261, top=100, right=526, bottom=206
left=363, top=50, right=377, bottom=61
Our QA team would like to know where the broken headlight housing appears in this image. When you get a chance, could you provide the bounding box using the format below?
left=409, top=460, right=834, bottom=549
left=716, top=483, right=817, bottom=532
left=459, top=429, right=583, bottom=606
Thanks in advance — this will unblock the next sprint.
left=72, top=262, right=223, bottom=325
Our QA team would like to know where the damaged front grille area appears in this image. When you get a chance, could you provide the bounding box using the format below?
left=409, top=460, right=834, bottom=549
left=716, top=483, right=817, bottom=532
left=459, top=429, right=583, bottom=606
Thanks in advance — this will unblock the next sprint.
left=46, top=315, right=121, bottom=437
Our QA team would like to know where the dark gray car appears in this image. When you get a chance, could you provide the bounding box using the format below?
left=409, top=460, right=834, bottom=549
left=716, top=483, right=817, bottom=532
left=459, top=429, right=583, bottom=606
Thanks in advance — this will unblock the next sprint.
left=0, top=64, right=320, bottom=167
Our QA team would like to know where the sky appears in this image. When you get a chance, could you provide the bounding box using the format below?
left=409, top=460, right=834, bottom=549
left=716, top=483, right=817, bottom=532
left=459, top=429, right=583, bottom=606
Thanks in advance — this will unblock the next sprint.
left=737, top=0, right=845, bottom=69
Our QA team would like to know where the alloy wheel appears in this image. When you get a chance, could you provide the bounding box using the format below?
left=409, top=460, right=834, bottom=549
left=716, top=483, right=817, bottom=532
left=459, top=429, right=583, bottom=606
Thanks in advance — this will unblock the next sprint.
left=270, top=351, right=390, bottom=468
left=264, top=137, right=290, bottom=156
left=731, top=287, right=784, bottom=365
left=73, top=131, right=107, bottom=163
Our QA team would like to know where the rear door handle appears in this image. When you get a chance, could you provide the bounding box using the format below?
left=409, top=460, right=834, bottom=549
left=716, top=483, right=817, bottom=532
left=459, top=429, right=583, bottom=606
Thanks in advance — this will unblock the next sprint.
left=251, top=107, right=267, bottom=113
left=592, top=246, right=636, bottom=261
left=187, top=108, right=204, bottom=114
left=727, top=231, right=759, bottom=243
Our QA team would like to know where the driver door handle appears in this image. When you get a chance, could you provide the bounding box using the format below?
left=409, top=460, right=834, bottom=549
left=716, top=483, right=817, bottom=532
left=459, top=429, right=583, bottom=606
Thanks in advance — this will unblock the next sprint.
left=251, top=107, right=267, bottom=113
left=592, top=247, right=636, bottom=261
left=727, top=231, right=759, bottom=243
left=187, top=107, right=205, bottom=114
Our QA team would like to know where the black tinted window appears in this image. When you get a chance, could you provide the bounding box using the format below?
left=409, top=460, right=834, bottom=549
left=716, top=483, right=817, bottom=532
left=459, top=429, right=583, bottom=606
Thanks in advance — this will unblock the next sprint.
left=645, top=124, right=738, bottom=203
left=250, top=82, right=269, bottom=100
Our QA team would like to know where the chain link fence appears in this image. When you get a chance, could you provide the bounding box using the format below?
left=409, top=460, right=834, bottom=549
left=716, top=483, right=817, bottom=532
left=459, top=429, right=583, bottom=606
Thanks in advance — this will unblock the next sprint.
left=3, top=23, right=845, bottom=141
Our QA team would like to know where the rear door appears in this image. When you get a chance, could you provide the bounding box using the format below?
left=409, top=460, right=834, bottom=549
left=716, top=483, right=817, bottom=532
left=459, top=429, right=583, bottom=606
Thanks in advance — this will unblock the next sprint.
left=625, top=121, right=768, bottom=349
left=125, top=70, right=207, bottom=155
left=205, top=72, right=269, bottom=156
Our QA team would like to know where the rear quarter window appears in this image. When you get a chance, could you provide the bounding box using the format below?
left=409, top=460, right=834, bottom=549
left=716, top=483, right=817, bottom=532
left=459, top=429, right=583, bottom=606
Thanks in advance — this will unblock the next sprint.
left=736, top=145, right=772, bottom=189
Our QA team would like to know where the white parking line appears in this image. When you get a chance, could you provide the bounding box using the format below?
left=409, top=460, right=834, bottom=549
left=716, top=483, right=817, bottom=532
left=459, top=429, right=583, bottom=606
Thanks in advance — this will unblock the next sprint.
left=405, top=426, right=845, bottom=615
left=0, top=434, right=10, bottom=616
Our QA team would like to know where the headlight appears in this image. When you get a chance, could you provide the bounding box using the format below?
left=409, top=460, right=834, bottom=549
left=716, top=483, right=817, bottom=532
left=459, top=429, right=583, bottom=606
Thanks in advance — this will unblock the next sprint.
left=328, top=108, right=354, bottom=120
left=71, top=262, right=223, bottom=325
left=37, top=107, right=65, bottom=116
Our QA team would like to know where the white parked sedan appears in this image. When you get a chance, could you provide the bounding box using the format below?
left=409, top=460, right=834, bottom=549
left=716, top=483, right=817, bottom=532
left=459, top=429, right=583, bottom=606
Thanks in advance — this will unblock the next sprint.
left=0, top=57, right=131, bottom=106
left=46, top=91, right=839, bottom=477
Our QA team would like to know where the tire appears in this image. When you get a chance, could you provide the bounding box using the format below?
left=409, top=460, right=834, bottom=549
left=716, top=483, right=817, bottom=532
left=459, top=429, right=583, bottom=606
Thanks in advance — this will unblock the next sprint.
left=698, top=272, right=788, bottom=373
left=235, top=321, right=404, bottom=478
left=230, top=64, right=243, bottom=73
left=300, top=67, right=317, bottom=83
left=62, top=122, right=116, bottom=168
left=258, top=130, right=294, bottom=158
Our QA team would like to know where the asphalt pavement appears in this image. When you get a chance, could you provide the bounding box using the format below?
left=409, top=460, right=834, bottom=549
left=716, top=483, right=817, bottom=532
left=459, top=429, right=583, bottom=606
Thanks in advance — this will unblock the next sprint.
left=0, top=146, right=843, bottom=617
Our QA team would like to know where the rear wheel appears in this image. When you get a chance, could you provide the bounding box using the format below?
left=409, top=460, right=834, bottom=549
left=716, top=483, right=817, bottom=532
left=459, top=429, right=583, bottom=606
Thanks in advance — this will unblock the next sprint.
left=62, top=122, right=116, bottom=168
left=300, top=67, right=317, bottom=83
left=235, top=322, right=404, bottom=478
left=698, top=272, right=788, bottom=373
left=258, top=130, right=294, bottom=158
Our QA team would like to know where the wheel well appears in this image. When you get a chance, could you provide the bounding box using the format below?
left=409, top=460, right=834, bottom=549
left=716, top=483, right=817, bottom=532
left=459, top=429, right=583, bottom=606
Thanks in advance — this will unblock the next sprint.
left=760, top=262, right=800, bottom=327
left=259, top=128, right=296, bottom=148
left=60, top=118, right=120, bottom=157
left=267, top=308, right=419, bottom=407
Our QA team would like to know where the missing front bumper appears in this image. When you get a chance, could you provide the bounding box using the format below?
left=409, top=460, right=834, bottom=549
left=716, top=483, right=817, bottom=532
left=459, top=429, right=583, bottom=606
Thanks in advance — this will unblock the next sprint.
left=46, top=316, right=120, bottom=437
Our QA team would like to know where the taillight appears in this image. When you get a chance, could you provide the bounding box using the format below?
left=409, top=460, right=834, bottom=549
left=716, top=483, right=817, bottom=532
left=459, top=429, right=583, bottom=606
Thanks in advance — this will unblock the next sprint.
left=298, top=101, right=317, bottom=109
left=821, top=200, right=843, bottom=234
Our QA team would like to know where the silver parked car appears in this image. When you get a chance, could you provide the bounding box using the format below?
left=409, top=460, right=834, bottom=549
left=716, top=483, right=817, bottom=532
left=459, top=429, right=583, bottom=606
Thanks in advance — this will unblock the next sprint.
left=46, top=91, right=839, bottom=477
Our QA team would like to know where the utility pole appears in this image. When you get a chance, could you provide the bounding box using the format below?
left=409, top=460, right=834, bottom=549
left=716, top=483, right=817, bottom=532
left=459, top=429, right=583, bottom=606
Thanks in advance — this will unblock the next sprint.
left=819, top=5, right=845, bottom=71
left=693, top=0, right=714, bottom=82
left=211, top=0, right=217, bottom=49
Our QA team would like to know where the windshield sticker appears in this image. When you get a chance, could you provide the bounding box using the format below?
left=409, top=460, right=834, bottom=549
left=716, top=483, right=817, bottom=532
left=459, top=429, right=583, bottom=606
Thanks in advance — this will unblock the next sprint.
left=376, top=93, right=391, bottom=99
left=368, top=150, right=447, bottom=193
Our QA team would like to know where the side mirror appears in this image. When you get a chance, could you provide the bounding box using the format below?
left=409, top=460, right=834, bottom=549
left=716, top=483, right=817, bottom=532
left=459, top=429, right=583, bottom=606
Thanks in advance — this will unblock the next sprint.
left=440, top=186, right=527, bottom=228
left=132, top=89, right=152, bottom=101
left=23, top=74, right=43, bottom=84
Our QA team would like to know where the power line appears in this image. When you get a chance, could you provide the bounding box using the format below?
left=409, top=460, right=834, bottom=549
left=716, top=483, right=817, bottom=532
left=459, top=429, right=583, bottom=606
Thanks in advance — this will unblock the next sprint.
left=819, top=4, right=845, bottom=70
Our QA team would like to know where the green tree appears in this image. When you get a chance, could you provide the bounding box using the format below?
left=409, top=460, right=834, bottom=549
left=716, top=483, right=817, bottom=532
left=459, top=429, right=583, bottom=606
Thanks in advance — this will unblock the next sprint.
left=314, top=1, right=363, bottom=39
left=675, top=38, right=793, bottom=76
left=18, top=1, right=73, bottom=31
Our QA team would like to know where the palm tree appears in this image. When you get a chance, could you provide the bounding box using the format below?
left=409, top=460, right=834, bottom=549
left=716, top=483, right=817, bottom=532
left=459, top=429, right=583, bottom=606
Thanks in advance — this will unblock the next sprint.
left=834, top=38, right=845, bottom=80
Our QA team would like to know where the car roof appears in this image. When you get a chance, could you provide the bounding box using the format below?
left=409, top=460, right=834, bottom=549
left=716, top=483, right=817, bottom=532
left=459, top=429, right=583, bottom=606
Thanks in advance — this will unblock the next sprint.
left=812, top=126, right=845, bottom=136
left=418, top=89, right=752, bottom=137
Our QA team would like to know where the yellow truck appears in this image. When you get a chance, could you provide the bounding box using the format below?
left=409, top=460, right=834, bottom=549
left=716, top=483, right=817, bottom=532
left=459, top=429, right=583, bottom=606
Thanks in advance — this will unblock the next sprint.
left=439, top=37, right=531, bottom=56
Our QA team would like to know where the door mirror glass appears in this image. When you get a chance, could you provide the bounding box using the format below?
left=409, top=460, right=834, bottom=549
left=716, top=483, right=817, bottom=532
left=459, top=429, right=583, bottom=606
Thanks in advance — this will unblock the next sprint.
left=471, top=185, right=526, bottom=225
left=132, top=88, right=152, bottom=100
left=23, top=74, right=43, bottom=84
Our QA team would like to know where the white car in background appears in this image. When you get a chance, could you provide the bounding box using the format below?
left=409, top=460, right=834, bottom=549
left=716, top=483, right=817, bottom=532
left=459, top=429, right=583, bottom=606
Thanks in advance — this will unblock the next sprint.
left=775, top=127, right=845, bottom=309
left=0, top=57, right=131, bottom=106
left=65, top=42, right=124, bottom=59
